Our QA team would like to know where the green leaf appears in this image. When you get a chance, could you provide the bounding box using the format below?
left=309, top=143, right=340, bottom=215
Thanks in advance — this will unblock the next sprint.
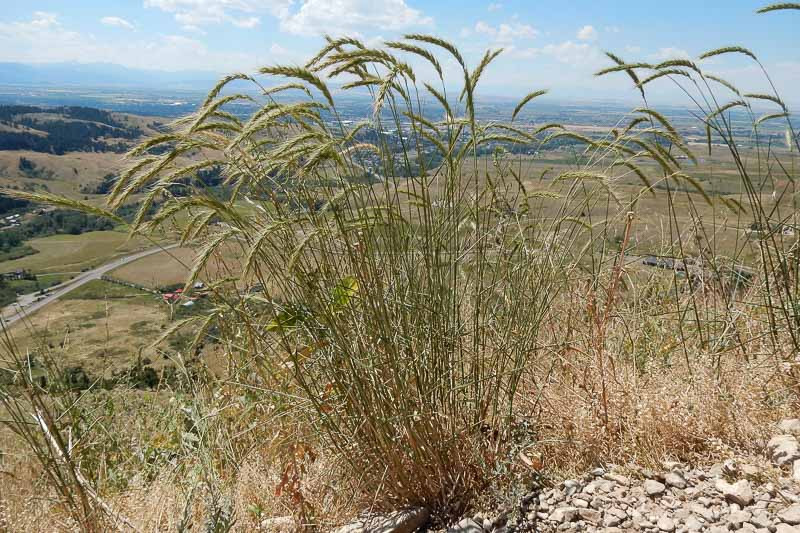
left=266, top=305, right=311, bottom=332
left=330, top=276, right=359, bottom=311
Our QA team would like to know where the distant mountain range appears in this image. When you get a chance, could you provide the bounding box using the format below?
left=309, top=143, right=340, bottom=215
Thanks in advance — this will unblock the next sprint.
left=0, top=62, right=220, bottom=90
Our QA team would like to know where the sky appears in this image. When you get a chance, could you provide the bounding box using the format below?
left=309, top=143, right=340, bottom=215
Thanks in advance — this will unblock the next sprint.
left=1, top=1, right=799, bottom=104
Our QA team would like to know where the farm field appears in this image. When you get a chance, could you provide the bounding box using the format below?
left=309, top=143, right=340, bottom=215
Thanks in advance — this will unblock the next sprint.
left=110, top=244, right=246, bottom=289
left=6, top=280, right=169, bottom=380
left=0, top=229, right=154, bottom=275
left=109, top=247, right=195, bottom=288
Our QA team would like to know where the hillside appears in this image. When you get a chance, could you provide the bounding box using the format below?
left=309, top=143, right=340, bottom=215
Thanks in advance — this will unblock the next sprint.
left=0, top=105, right=160, bottom=154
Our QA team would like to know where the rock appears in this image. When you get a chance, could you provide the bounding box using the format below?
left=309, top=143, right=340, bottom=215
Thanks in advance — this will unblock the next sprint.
left=644, top=480, right=666, bottom=497
left=656, top=516, right=676, bottom=531
left=722, top=459, right=739, bottom=476
left=577, top=508, right=601, bottom=525
left=563, top=480, right=581, bottom=496
left=778, top=503, right=800, bottom=525
left=709, top=463, right=725, bottom=478
left=549, top=507, right=578, bottom=524
left=572, top=496, right=589, bottom=507
left=590, top=467, right=605, bottom=477
left=794, top=459, right=800, bottom=482
left=776, top=525, right=797, bottom=533
left=684, top=516, right=703, bottom=531
left=689, top=503, right=715, bottom=522
left=604, top=473, right=630, bottom=485
left=673, top=508, right=690, bottom=521
left=779, top=419, right=800, bottom=436
left=447, top=518, right=482, bottom=533
left=716, top=479, right=754, bottom=506
left=768, top=435, right=800, bottom=466
left=260, top=516, right=295, bottom=532
left=727, top=510, right=752, bottom=528
left=336, top=508, right=429, bottom=533
left=665, top=472, right=687, bottom=489
left=741, top=463, right=761, bottom=477
left=749, top=511, right=772, bottom=529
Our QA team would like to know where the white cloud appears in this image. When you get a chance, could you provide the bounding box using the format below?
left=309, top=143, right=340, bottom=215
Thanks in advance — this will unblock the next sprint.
left=231, top=16, right=261, bottom=28
left=474, top=20, right=538, bottom=43
left=625, top=45, right=642, bottom=55
left=269, top=43, right=289, bottom=56
left=488, top=2, right=503, bottom=11
left=145, top=0, right=433, bottom=36
left=543, top=41, right=599, bottom=65
left=651, top=47, right=690, bottom=61
left=144, top=0, right=291, bottom=29
left=30, top=12, right=59, bottom=29
left=100, top=16, right=135, bottom=30
left=0, top=12, right=260, bottom=71
left=512, top=40, right=602, bottom=67
left=0, top=13, right=85, bottom=63
left=604, top=25, right=620, bottom=33
left=576, top=25, right=597, bottom=42
left=181, top=24, right=207, bottom=34
left=280, top=0, right=432, bottom=36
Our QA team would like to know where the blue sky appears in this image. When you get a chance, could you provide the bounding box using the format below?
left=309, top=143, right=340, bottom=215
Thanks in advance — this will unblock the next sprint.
left=1, top=1, right=799, bottom=103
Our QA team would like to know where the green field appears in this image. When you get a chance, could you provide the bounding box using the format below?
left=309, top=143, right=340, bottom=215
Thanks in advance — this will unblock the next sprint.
left=62, top=279, right=152, bottom=300
left=0, top=229, right=151, bottom=275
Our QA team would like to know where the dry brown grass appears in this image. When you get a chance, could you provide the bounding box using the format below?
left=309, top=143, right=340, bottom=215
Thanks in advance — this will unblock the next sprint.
left=110, top=244, right=247, bottom=289
left=527, top=349, right=793, bottom=477
left=6, top=294, right=168, bottom=378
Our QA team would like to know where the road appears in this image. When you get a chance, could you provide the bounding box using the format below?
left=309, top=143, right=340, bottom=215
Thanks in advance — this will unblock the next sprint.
left=0, top=243, right=179, bottom=327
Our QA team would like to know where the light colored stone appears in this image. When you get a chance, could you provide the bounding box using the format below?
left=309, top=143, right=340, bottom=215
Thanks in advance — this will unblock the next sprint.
left=665, top=472, right=687, bottom=489
left=684, top=516, right=703, bottom=531
left=709, top=463, right=724, bottom=478
left=656, top=516, right=676, bottom=532
left=727, top=510, right=752, bottom=528
left=549, top=507, right=578, bottom=524
left=779, top=503, right=800, bottom=525
left=447, top=517, right=482, bottom=533
left=577, top=508, right=601, bottom=525
left=340, top=508, right=430, bottom=533
left=572, top=498, right=589, bottom=508
left=604, top=473, right=630, bottom=485
left=776, top=524, right=797, bottom=533
left=563, top=480, right=581, bottom=496
left=748, top=511, right=772, bottom=529
left=768, top=435, right=800, bottom=467
left=645, top=480, right=667, bottom=497
left=689, top=503, right=714, bottom=522
left=607, top=507, right=627, bottom=520
left=260, top=516, right=295, bottom=532
left=716, top=479, right=754, bottom=507
left=779, top=419, right=800, bottom=436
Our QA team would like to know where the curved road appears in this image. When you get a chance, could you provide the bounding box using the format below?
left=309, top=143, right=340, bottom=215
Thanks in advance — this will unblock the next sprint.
left=0, top=243, right=179, bottom=327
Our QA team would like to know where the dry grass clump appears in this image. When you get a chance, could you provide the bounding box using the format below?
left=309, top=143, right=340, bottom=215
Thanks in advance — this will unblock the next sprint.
left=530, top=350, right=793, bottom=477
